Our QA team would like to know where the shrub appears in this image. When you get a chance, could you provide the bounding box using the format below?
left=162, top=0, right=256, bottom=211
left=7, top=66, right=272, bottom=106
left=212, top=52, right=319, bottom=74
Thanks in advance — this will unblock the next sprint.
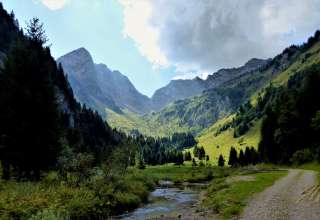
left=290, top=149, right=314, bottom=165
left=29, top=208, right=69, bottom=220
left=42, top=171, right=60, bottom=186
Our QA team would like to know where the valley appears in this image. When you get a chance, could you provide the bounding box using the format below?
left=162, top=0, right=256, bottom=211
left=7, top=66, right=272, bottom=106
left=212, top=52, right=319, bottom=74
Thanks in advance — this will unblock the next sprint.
left=0, top=2, right=320, bottom=220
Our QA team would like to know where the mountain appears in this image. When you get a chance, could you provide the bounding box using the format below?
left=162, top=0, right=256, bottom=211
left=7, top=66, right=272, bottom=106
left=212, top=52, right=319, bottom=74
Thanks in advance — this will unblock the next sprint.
left=196, top=31, right=320, bottom=164
left=95, top=63, right=152, bottom=114
left=151, top=77, right=206, bottom=111
left=57, top=48, right=121, bottom=115
left=58, top=47, right=269, bottom=118
left=57, top=48, right=151, bottom=115
left=150, top=58, right=268, bottom=111
left=145, top=36, right=320, bottom=136
left=0, top=10, right=131, bottom=179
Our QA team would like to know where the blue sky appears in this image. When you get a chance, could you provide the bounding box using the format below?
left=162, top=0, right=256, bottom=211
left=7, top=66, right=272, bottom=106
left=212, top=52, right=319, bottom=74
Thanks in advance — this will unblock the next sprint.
left=2, top=0, right=320, bottom=97
left=1, top=0, right=175, bottom=97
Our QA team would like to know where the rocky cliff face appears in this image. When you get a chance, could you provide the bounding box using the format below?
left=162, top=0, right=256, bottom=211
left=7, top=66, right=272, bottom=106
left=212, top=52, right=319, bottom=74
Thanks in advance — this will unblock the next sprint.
left=58, top=48, right=152, bottom=115
left=151, top=78, right=206, bottom=111
left=57, top=48, right=120, bottom=116
left=150, top=58, right=269, bottom=111
left=95, top=64, right=152, bottom=114
left=58, top=48, right=270, bottom=116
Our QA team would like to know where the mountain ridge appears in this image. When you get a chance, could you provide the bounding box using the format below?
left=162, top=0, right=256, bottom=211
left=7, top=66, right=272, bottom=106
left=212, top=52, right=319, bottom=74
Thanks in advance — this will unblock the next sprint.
left=58, top=48, right=152, bottom=115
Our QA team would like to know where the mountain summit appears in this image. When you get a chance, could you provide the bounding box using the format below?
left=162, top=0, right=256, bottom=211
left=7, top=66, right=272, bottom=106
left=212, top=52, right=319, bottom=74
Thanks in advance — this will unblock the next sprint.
left=150, top=58, right=269, bottom=111
left=57, top=48, right=152, bottom=115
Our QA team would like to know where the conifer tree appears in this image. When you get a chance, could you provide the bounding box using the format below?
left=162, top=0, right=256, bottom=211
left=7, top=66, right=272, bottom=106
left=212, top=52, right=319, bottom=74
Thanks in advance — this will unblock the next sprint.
left=228, top=147, right=238, bottom=167
left=218, top=154, right=225, bottom=167
left=239, top=150, right=245, bottom=166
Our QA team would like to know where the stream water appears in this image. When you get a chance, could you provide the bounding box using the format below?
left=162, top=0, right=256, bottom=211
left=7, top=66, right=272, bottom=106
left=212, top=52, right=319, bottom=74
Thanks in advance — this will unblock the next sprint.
left=116, top=181, right=206, bottom=220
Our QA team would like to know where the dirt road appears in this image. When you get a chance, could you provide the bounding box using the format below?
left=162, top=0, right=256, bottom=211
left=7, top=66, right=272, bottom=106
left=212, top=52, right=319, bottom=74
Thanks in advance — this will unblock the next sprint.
left=239, top=169, right=320, bottom=220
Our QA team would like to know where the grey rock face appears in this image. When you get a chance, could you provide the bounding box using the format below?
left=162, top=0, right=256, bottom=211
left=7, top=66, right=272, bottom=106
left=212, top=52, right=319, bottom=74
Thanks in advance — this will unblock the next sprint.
left=58, top=48, right=269, bottom=116
left=58, top=48, right=151, bottom=115
left=95, top=64, right=152, bottom=114
left=151, top=78, right=206, bottom=111
left=57, top=48, right=121, bottom=115
left=150, top=58, right=268, bottom=111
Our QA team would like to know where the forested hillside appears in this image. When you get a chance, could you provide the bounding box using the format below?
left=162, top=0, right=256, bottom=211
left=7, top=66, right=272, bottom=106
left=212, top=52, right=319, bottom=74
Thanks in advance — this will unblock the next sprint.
left=0, top=6, right=136, bottom=180
left=197, top=31, right=320, bottom=164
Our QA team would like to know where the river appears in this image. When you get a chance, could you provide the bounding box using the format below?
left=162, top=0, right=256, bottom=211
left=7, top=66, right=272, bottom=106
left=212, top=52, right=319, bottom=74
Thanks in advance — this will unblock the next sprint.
left=115, top=181, right=206, bottom=219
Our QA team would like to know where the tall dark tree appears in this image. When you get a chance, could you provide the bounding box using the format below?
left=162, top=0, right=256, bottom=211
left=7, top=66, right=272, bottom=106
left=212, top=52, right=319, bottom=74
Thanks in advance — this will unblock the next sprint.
left=259, top=64, right=320, bottom=164
left=218, top=154, right=225, bottom=167
left=228, top=147, right=238, bottom=167
left=239, top=150, right=245, bottom=166
left=244, top=147, right=252, bottom=165
left=175, top=152, right=184, bottom=166
left=184, top=152, right=192, bottom=161
left=0, top=30, right=60, bottom=179
left=26, top=17, right=48, bottom=45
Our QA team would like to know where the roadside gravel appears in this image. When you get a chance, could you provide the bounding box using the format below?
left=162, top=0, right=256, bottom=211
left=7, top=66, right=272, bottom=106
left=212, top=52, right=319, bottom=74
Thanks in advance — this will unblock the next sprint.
left=239, top=169, right=320, bottom=220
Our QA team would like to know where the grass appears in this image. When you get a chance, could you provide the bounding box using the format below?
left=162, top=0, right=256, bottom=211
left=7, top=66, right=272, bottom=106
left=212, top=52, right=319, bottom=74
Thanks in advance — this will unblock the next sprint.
left=0, top=169, right=156, bottom=220
left=195, top=43, right=320, bottom=165
left=202, top=168, right=287, bottom=220
left=105, top=108, right=161, bottom=136
left=196, top=118, right=262, bottom=165
left=272, top=42, right=320, bottom=86
left=296, top=162, right=320, bottom=183
left=0, top=164, right=231, bottom=220
left=105, top=108, right=191, bottom=137
left=138, top=163, right=231, bottom=183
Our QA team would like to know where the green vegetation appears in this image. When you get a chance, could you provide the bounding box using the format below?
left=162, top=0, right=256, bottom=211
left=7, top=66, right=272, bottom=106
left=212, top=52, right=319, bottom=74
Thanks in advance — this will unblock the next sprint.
left=0, top=3, right=320, bottom=220
left=105, top=108, right=163, bottom=137
left=0, top=168, right=156, bottom=219
left=195, top=31, right=320, bottom=166
left=202, top=168, right=287, bottom=220
left=197, top=117, right=262, bottom=164
left=259, top=64, right=320, bottom=164
left=138, top=163, right=226, bottom=183
left=296, top=162, right=320, bottom=183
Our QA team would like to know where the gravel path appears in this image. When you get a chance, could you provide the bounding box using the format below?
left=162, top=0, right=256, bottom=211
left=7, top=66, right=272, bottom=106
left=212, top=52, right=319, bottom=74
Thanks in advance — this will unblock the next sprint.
left=239, top=169, right=320, bottom=220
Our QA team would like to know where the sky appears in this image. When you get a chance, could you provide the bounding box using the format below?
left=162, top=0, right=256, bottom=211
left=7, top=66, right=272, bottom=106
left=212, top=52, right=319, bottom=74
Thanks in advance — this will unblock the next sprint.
left=2, top=0, right=320, bottom=97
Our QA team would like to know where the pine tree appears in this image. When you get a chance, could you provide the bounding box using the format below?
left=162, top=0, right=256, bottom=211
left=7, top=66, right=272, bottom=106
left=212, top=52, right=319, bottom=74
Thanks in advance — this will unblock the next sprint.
left=26, top=17, right=48, bottom=45
left=198, top=146, right=206, bottom=160
left=184, top=152, right=192, bottom=161
left=228, top=147, right=238, bottom=167
left=175, top=152, right=184, bottom=166
left=244, top=147, right=252, bottom=165
left=239, top=150, right=245, bottom=166
left=218, top=154, right=225, bottom=167
left=0, top=32, right=61, bottom=179
left=192, top=158, right=197, bottom=167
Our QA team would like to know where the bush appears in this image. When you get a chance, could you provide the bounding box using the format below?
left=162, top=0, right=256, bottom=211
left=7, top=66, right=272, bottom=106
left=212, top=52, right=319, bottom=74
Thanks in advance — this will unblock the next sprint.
left=290, top=149, right=314, bottom=165
left=29, top=208, right=69, bottom=220
left=65, top=189, right=98, bottom=219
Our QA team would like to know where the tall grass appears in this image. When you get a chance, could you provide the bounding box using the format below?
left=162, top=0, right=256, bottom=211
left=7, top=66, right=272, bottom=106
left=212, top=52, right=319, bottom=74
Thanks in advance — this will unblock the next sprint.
left=0, top=169, right=156, bottom=220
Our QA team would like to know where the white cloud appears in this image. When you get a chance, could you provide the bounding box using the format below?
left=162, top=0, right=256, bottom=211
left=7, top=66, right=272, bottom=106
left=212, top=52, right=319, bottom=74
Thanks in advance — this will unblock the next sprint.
left=118, top=0, right=168, bottom=67
left=41, top=0, right=68, bottom=10
left=119, top=0, right=320, bottom=76
left=172, top=71, right=210, bottom=80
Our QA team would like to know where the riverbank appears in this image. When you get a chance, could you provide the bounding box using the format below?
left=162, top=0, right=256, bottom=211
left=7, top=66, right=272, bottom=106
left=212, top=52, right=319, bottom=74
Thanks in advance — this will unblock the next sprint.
left=120, top=164, right=288, bottom=220
left=0, top=164, right=297, bottom=219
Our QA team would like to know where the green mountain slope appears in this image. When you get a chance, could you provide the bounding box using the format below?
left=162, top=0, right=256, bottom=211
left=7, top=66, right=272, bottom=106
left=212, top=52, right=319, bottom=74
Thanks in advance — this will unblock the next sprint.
left=106, top=32, right=320, bottom=141
left=197, top=33, right=320, bottom=164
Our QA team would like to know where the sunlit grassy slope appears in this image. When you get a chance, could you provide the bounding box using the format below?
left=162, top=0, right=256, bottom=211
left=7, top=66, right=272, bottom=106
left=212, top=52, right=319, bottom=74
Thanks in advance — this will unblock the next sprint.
left=196, top=117, right=262, bottom=165
left=197, top=42, right=320, bottom=165
left=251, top=42, right=320, bottom=105
left=272, top=42, right=320, bottom=85
left=106, top=108, right=189, bottom=137
left=105, top=108, right=158, bottom=136
left=106, top=42, right=320, bottom=147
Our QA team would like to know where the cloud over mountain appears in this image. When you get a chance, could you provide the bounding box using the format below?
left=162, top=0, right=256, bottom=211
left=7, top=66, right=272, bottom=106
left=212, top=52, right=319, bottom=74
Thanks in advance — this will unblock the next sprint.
left=119, top=0, right=320, bottom=74
left=34, top=0, right=68, bottom=10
